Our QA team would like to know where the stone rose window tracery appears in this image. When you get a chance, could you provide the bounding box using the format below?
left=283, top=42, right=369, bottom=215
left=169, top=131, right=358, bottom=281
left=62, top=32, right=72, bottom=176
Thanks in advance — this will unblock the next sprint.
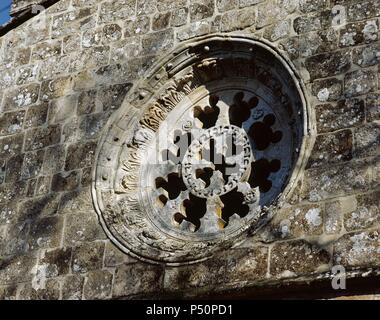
left=92, top=35, right=311, bottom=265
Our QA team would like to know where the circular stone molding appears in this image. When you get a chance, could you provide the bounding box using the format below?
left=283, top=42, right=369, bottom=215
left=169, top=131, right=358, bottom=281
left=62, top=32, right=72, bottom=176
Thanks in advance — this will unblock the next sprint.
left=92, top=35, right=312, bottom=265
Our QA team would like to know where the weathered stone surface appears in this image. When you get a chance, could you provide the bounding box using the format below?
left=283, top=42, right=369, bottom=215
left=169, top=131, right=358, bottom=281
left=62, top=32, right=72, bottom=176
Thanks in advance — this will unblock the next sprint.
left=305, top=51, right=351, bottom=80
left=217, top=0, right=238, bottom=12
left=69, top=46, right=110, bottom=73
left=41, top=77, right=73, bottom=101
left=42, top=145, right=66, bottom=174
left=72, top=242, right=105, bottom=273
left=65, top=141, right=96, bottom=171
left=220, top=8, right=256, bottom=32
left=62, top=274, right=84, bottom=300
left=136, top=0, right=157, bottom=15
left=83, top=270, right=113, bottom=300
left=142, top=30, right=174, bottom=55
left=239, top=0, right=262, bottom=8
left=59, top=188, right=93, bottom=213
left=48, top=95, right=78, bottom=124
left=165, top=248, right=268, bottom=291
left=17, top=64, right=39, bottom=85
left=0, top=221, right=29, bottom=256
left=302, top=160, right=371, bottom=202
left=0, top=133, right=24, bottom=160
left=324, top=200, right=343, bottom=235
left=28, top=216, right=63, bottom=251
left=0, top=111, right=25, bottom=136
left=0, top=181, right=27, bottom=205
left=110, top=39, right=141, bottom=63
left=0, top=254, right=36, bottom=285
left=171, top=7, right=188, bottom=27
left=81, top=167, right=92, bottom=187
left=104, top=241, right=137, bottom=267
left=0, top=286, right=17, bottom=300
left=0, top=204, right=18, bottom=225
left=52, top=8, right=96, bottom=38
left=344, top=192, right=380, bottom=232
left=2, top=84, right=40, bottom=111
left=103, top=24, right=122, bottom=43
left=24, top=103, right=49, bottom=129
left=279, top=36, right=299, bottom=59
left=346, top=0, right=380, bottom=23
left=124, top=16, right=150, bottom=37
left=156, top=0, right=187, bottom=12
left=35, top=176, right=51, bottom=196
left=339, top=20, right=378, bottom=48
left=334, top=229, right=380, bottom=268
left=311, top=77, right=342, bottom=102
left=38, top=247, right=72, bottom=278
left=64, top=209, right=106, bottom=245
left=31, top=40, right=62, bottom=61
left=257, top=0, right=290, bottom=29
left=21, top=150, right=44, bottom=180
left=5, top=154, right=23, bottom=183
left=299, top=29, right=338, bottom=58
left=353, top=123, right=380, bottom=158
left=78, top=113, right=108, bottom=140
left=263, top=204, right=324, bottom=241
left=113, top=263, right=164, bottom=297
left=97, top=83, right=131, bottom=112
left=99, top=0, right=136, bottom=23
left=366, top=93, right=380, bottom=121
left=77, top=90, right=98, bottom=115
left=299, top=0, right=328, bottom=13
left=307, top=130, right=353, bottom=168
left=293, top=11, right=331, bottom=34
left=353, top=42, right=380, bottom=67
left=270, top=240, right=330, bottom=278
left=51, top=171, right=80, bottom=192
left=190, top=0, right=215, bottom=22
left=315, top=99, right=365, bottom=134
left=263, top=20, right=290, bottom=42
left=24, top=125, right=61, bottom=151
left=19, top=279, right=60, bottom=300
left=152, top=12, right=171, bottom=31
left=344, top=69, right=377, bottom=98
left=177, top=21, right=211, bottom=41
left=19, top=194, right=60, bottom=221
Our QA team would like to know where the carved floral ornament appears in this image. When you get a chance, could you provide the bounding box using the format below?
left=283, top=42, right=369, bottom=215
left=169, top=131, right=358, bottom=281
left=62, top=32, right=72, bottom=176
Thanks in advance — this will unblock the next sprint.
left=92, top=35, right=312, bottom=265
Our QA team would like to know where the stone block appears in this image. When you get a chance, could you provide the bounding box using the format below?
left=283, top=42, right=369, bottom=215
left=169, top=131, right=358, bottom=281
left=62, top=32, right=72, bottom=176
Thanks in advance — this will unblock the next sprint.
left=83, top=270, right=113, bottom=300
left=72, top=242, right=105, bottom=273
left=62, top=274, right=84, bottom=300
left=334, top=229, right=380, bottom=268
left=315, top=99, right=365, bottom=134
left=51, top=171, right=80, bottom=192
left=164, top=247, right=268, bottom=290
left=305, top=51, right=351, bottom=80
left=270, top=240, right=330, bottom=278
left=113, top=263, right=164, bottom=297
left=344, top=191, right=380, bottom=232
left=307, top=130, right=353, bottom=168
left=39, top=247, right=72, bottom=278
left=24, top=125, right=61, bottom=151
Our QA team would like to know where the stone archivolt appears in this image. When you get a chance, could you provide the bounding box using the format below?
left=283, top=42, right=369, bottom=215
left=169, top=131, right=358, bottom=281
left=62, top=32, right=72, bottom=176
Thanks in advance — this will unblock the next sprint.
left=92, top=35, right=311, bottom=265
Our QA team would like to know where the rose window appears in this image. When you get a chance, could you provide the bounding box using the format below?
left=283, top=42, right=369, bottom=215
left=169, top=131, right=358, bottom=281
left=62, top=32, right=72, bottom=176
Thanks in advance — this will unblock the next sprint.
left=93, top=36, right=311, bottom=265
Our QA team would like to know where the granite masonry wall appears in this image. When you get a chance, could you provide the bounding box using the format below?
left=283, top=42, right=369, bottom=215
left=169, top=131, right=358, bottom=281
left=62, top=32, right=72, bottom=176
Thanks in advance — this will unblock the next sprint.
left=0, top=0, right=380, bottom=299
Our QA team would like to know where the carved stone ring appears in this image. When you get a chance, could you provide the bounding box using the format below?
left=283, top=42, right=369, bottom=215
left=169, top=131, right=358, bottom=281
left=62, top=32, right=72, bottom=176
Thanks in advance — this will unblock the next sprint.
left=92, top=35, right=312, bottom=265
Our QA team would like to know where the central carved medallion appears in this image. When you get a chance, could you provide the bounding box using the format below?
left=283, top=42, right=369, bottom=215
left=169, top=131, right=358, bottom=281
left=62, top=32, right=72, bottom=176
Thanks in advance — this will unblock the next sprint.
left=92, top=35, right=311, bottom=265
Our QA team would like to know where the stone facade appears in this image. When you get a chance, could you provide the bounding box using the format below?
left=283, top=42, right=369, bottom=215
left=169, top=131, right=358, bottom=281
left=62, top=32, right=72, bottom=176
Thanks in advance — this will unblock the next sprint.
left=0, top=0, right=379, bottom=300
